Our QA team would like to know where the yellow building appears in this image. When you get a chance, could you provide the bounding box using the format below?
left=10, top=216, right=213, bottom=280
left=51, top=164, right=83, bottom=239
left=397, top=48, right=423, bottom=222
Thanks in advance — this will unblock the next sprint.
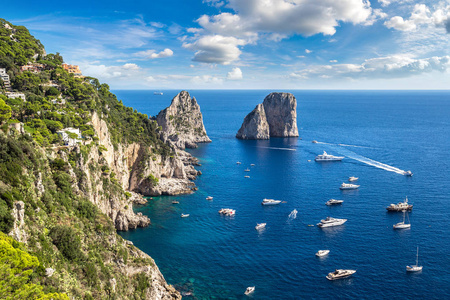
left=62, top=63, right=82, bottom=76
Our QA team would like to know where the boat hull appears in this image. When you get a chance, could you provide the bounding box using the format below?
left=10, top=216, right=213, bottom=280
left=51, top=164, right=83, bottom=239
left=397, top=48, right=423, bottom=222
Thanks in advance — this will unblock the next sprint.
left=326, top=270, right=356, bottom=280
left=318, top=219, right=347, bottom=228
left=406, top=266, right=423, bottom=272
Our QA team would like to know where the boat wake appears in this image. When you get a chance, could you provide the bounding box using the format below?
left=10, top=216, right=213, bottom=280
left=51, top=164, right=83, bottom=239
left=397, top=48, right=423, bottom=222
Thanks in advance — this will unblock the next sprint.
left=337, top=148, right=406, bottom=175
left=314, top=141, right=374, bottom=149
left=256, top=146, right=296, bottom=151
left=287, top=209, right=298, bottom=222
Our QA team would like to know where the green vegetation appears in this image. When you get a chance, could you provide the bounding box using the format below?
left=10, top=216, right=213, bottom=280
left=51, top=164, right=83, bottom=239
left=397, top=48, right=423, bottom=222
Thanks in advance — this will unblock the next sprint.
left=146, top=174, right=159, bottom=186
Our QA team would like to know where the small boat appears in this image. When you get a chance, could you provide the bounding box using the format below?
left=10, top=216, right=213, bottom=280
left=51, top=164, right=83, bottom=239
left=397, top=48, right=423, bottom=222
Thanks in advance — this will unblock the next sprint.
left=393, top=210, right=410, bottom=229
left=236, top=161, right=242, bottom=165
left=261, top=199, right=282, bottom=206
left=307, top=160, right=311, bottom=162
left=326, top=199, right=343, bottom=206
left=206, top=196, right=213, bottom=200
left=316, top=250, right=330, bottom=257
left=348, top=176, right=359, bottom=182
left=244, top=286, right=255, bottom=295
left=315, top=151, right=344, bottom=162
left=312, top=140, right=318, bottom=143
left=219, top=208, right=235, bottom=216
left=244, top=168, right=250, bottom=172
left=181, top=213, right=190, bottom=218
left=153, top=91, right=163, bottom=95
left=250, top=164, right=255, bottom=166
left=386, top=196, right=413, bottom=211
left=404, top=170, right=413, bottom=176
left=244, top=175, right=250, bottom=178
left=172, top=200, right=179, bottom=204
left=307, top=224, right=314, bottom=227
left=317, top=217, right=347, bottom=228
left=340, top=183, right=359, bottom=190
left=406, top=247, right=423, bottom=272
left=326, top=269, right=356, bottom=280
left=255, top=223, right=266, bottom=230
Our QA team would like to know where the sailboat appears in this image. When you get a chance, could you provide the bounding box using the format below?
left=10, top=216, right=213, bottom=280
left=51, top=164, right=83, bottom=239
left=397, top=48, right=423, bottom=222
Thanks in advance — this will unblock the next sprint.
left=393, top=210, right=411, bottom=229
left=406, top=247, right=423, bottom=272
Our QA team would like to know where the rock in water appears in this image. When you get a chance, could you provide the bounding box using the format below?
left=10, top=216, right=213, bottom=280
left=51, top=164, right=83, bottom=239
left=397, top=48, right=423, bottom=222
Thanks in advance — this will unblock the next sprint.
left=236, top=104, right=270, bottom=139
left=157, top=91, right=211, bottom=149
left=236, top=92, right=298, bottom=139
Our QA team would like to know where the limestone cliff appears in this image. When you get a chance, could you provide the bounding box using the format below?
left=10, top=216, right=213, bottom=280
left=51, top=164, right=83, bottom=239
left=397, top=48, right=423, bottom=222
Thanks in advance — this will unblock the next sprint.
left=157, top=91, right=211, bottom=149
left=236, top=92, right=299, bottom=139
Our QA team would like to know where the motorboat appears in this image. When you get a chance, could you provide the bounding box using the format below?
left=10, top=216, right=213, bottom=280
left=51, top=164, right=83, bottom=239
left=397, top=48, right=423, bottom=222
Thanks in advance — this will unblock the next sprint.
left=236, top=161, right=242, bottom=165
left=326, top=269, right=356, bottom=280
left=393, top=211, right=410, bottom=229
left=404, top=170, right=413, bottom=176
left=340, top=183, right=359, bottom=190
left=261, top=199, right=282, bottom=206
left=316, top=250, right=330, bottom=257
left=181, top=213, right=190, bottom=218
left=312, top=140, right=318, bottom=143
left=244, top=175, right=250, bottom=178
left=153, top=91, right=163, bottom=95
left=172, top=200, right=179, bottom=204
left=317, top=217, right=347, bottom=228
left=326, top=199, right=343, bottom=206
left=386, top=196, right=413, bottom=211
left=219, top=208, right=235, bottom=216
left=250, top=164, right=255, bottom=166
left=315, top=151, right=344, bottom=162
left=406, top=247, right=423, bottom=272
left=206, top=196, right=213, bottom=200
left=348, top=176, right=359, bottom=182
left=244, top=286, right=255, bottom=295
left=244, top=168, right=250, bottom=172
left=255, top=223, right=266, bottom=230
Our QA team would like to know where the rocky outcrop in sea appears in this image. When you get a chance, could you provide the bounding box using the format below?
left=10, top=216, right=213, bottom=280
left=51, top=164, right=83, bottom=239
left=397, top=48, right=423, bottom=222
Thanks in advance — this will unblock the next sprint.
left=157, top=91, right=211, bottom=149
left=236, top=92, right=299, bottom=139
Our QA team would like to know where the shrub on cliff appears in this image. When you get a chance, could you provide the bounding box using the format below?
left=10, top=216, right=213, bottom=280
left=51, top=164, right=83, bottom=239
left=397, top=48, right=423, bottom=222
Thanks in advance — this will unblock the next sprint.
left=49, top=225, right=83, bottom=261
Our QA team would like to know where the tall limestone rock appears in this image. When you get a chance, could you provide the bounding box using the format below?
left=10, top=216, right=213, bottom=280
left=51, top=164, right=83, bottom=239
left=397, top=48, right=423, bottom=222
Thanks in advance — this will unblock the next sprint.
left=236, top=92, right=299, bottom=139
left=157, top=91, right=211, bottom=149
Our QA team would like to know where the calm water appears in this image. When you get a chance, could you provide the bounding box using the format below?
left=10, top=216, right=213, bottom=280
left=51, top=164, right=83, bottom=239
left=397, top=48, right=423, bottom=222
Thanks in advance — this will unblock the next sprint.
left=116, top=90, right=450, bottom=299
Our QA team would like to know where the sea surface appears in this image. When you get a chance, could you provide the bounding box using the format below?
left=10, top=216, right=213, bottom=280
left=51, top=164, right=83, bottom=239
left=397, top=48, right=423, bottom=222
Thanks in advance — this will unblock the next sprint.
left=115, top=90, right=450, bottom=299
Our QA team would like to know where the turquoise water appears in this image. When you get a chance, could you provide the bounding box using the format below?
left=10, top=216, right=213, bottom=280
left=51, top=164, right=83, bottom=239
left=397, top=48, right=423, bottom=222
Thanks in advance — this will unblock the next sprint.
left=116, top=90, right=450, bottom=299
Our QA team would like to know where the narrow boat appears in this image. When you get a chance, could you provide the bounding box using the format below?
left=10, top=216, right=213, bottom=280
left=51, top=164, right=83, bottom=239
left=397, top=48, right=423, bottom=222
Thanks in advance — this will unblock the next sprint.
left=181, top=213, right=190, bottom=218
left=348, top=176, right=359, bottom=182
left=250, top=164, right=255, bottom=166
left=393, top=211, right=410, bottom=229
left=316, top=250, right=330, bottom=257
left=255, top=223, right=266, bottom=230
left=244, top=286, right=255, bottom=295
left=261, top=199, right=282, bottom=206
left=326, top=269, right=356, bottom=280
left=312, top=140, right=318, bottom=143
left=244, top=175, right=250, bottom=178
left=236, top=161, right=242, bottom=165
left=340, top=183, right=359, bottom=190
left=206, top=196, right=213, bottom=200
left=406, top=247, right=423, bottom=272
left=326, top=199, right=343, bottom=206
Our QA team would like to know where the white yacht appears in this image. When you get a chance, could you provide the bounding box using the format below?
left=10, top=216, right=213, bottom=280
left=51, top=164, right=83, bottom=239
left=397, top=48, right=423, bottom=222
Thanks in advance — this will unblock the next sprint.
left=386, top=196, right=413, bottom=211
left=316, top=250, right=330, bottom=257
left=317, top=217, right=347, bottom=228
left=206, top=196, right=213, bottom=200
left=326, top=199, right=343, bottom=206
left=261, top=199, right=282, bottom=206
left=404, top=170, right=413, bottom=176
left=153, top=91, right=163, bottom=95
left=181, top=213, right=190, bottom=218
left=393, top=211, right=410, bottom=229
left=172, top=200, right=179, bottom=204
left=219, top=208, right=235, bottom=216
left=406, top=247, right=423, bottom=272
left=236, top=161, right=242, bottom=165
left=255, top=223, right=266, bottom=230
left=244, top=286, right=255, bottom=295
left=326, top=269, right=356, bottom=280
left=250, top=164, right=255, bottom=166
left=315, top=151, right=344, bottom=162
left=340, top=183, right=360, bottom=190
left=348, top=176, right=359, bottom=182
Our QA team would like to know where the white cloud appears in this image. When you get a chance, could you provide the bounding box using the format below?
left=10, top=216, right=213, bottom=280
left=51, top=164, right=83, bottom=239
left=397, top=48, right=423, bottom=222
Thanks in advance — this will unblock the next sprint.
left=81, top=63, right=143, bottom=79
left=122, top=63, right=140, bottom=70
left=330, top=60, right=338, bottom=63
left=305, top=49, right=312, bottom=54
left=133, top=48, right=174, bottom=59
left=290, top=55, right=450, bottom=80
left=203, top=0, right=225, bottom=8
left=227, top=67, right=243, bottom=80
left=385, top=4, right=450, bottom=32
left=183, top=35, right=246, bottom=64
left=378, top=0, right=412, bottom=7
left=191, top=75, right=224, bottom=85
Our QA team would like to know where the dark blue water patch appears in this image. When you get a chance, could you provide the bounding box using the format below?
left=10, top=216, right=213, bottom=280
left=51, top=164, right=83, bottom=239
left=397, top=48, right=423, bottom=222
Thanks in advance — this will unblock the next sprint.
left=118, top=90, right=450, bottom=299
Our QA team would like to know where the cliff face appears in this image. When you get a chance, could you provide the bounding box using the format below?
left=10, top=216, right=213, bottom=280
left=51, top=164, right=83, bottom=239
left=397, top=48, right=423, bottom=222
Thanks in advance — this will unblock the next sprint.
left=236, top=92, right=299, bottom=139
left=157, top=91, right=211, bottom=149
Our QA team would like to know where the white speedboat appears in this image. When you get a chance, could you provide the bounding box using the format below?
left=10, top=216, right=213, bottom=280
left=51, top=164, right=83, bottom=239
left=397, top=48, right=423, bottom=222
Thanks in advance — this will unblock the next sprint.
left=255, top=223, right=266, bottom=230
left=312, top=140, right=318, bottom=143
left=317, top=217, right=347, bottom=228
left=206, top=196, right=213, bottom=200
left=348, top=176, right=359, bottom=182
left=219, top=208, right=235, bottom=216
left=244, top=286, right=255, bottom=295
left=244, top=168, right=250, bottom=172
left=181, top=213, right=189, bottom=218
left=393, top=211, right=410, bottom=229
left=261, top=199, right=282, bottom=206
left=153, top=91, right=163, bottom=95
left=236, top=161, right=242, bottom=165
left=326, top=269, right=356, bottom=280
left=386, top=196, right=413, bottom=211
left=404, top=170, right=413, bottom=176
left=250, top=164, right=255, bottom=166
left=406, top=247, right=423, bottom=272
left=244, top=175, right=250, bottom=178
left=315, top=151, right=344, bottom=162
left=172, top=200, right=179, bottom=204
left=340, top=183, right=359, bottom=190
left=326, top=199, right=343, bottom=206
left=316, top=250, right=330, bottom=257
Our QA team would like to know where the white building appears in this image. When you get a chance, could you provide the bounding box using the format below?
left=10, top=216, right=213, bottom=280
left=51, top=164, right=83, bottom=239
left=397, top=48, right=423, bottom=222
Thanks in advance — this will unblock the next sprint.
left=6, top=92, right=26, bottom=101
left=56, top=127, right=82, bottom=146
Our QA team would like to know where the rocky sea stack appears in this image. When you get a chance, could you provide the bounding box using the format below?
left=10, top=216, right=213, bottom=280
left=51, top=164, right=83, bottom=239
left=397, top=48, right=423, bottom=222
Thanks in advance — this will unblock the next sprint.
left=157, top=91, right=211, bottom=149
left=236, top=92, right=299, bottom=139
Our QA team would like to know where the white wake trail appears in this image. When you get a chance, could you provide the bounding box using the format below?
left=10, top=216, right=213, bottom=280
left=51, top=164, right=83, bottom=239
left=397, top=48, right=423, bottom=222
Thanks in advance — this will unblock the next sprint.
left=287, top=209, right=298, bottom=222
left=337, top=148, right=406, bottom=175
left=315, top=141, right=374, bottom=149
left=256, top=146, right=296, bottom=151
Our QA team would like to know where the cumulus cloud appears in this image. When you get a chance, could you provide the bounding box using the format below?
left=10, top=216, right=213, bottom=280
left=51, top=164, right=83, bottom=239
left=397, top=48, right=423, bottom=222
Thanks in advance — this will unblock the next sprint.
left=227, top=67, right=243, bottom=80
left=183, top=35, right=246, bottom=64
left=290, top=55, right=450, bottom=80
left=133, top=48, right=174, bottom=59
left=191, top=75, right=224, bottom=85
left=305, top=49, right=312, bottom=54
left=378, top=0, right=412, bottom=7
left=330, top=60, right=338, bottom=63
left=82, top=63, right=143, bottom=79
left=385, top=4, right=450, bottom=32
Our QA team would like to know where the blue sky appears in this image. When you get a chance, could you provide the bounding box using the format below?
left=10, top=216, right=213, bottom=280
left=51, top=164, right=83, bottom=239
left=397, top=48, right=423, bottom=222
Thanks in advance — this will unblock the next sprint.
left=3, top=0, right=450, bottom=89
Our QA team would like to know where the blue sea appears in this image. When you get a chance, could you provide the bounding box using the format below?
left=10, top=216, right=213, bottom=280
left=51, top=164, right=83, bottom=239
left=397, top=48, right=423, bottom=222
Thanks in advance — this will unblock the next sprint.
left=115, top=90, right=450, bottom=299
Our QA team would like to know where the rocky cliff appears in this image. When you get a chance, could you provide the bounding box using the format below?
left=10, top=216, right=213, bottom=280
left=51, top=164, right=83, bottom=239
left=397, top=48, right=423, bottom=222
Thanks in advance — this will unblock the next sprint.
left=236, top=92, right=299, bottom=139
left=157, top=91, right=211, bottom=149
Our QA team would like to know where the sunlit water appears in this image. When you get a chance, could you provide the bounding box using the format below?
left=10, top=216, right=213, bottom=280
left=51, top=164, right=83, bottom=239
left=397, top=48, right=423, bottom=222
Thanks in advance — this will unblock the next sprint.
left=116, top=90, right=450, bottom=299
